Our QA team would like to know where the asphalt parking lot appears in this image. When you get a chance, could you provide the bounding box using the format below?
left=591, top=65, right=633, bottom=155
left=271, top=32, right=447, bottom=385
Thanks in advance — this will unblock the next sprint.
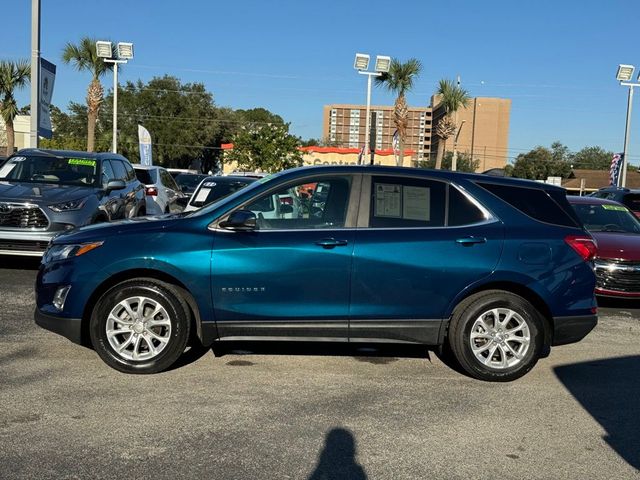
left=1, top=258, right=639, bottom=480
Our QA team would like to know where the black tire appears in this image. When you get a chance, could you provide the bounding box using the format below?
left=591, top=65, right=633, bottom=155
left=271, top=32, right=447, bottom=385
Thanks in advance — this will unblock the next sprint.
left=90, top=278, right=191, bottom=374
left=447, top=290, right=544, bottom=382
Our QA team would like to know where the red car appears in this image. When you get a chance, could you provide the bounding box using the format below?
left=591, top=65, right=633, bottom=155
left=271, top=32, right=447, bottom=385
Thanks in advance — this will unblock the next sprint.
left=570, top=196, right=640, bottom=297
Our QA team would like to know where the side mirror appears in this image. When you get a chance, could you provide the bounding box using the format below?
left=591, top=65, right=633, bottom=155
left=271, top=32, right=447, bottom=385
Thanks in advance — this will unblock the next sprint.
left=219, top=210, right=257, bottom=231
left=106, top=179, right=126, bottom=192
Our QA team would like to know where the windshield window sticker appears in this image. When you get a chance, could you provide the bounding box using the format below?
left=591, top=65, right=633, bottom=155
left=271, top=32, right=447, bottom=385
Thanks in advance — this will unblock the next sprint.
left=194, top=188, right=211, bottom=203
left=68, top=158, right=96, bottom=167
left=374, top=183, right=402, bottom=218
left=403, top=186, right=430, bottom=221
left=0, top=163, right=17, bottom=178
left=602, top=204, right=627, bottom=211
left=203, top=182, right=217, bottom=187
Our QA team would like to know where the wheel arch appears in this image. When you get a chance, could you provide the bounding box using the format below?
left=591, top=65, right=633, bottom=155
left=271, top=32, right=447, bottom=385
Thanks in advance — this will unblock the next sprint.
left=444, top=281, right=553, bottom=355
left=81, top=268, right=206, bottom=348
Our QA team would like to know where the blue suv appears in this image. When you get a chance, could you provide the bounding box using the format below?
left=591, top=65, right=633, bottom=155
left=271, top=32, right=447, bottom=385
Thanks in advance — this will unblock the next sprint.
left=35, top=166, right=598, bottom=381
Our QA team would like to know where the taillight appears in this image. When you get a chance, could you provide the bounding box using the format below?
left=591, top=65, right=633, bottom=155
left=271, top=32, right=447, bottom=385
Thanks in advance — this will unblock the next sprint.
left=565, top=235, right=597, bottom=261
left=145, top=187, right=158, bottom=196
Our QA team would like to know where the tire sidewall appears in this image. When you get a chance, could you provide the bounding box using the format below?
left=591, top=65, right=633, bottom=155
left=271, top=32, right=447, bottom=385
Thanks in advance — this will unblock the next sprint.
left=90, top=281, right=188, bottom=374
left=451, top=292, right=543, bottom=382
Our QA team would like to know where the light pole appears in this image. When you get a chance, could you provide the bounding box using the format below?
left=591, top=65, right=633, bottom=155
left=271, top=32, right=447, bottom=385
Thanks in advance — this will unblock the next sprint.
left=354, top=53, right=390, bottom=165
left=96, top=41, right=134, bottom=154
left=616, top=64, right=638, bottom=188
left=29, top=0, right=40, bottom=148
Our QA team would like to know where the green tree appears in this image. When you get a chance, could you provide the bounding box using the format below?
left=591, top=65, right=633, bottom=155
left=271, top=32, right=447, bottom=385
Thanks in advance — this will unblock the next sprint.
left=62, top=37, right=114, bottom=152
left=571, top=146, right=614, bottom=170
left=236, top=108, right=284, bottom=126
left=434, top=78, right=471, bottom=169
left=40, top=104, right=88, bottom=151
left=550, top=141, right=570, bottom=163
left=375, top=58, right=422, bottom=166
left=226, top=122, right=303, bottom=173
left=0, top=59, right=30, bottom=155
left=511, top=146, right=571, bottom=180
left=419, top=151, right=479, bottom=172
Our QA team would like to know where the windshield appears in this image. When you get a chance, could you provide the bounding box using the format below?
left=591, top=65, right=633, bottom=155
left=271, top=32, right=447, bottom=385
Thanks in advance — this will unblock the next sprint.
left=572, top=203, right=640, bottom=234
left=189, top=178, right=256, bottom=208
left=0, top=155, right=99, bottom=187
left=175, top=174, right=207, bottom=190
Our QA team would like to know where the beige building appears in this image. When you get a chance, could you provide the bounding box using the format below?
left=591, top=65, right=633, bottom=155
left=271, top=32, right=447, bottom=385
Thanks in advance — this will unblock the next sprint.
left=0, top=115, right=32, bottom=156
left=430, top=96, right=511, bottom=171
left=322, top=97, right=511, bottom=171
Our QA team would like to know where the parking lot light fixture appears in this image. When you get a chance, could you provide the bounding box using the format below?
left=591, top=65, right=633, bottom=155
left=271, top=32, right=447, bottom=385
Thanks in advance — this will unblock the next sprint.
left=616, top=64, right=640, bottom=187
left=96, top=40, right=134, bottom=154
left=355, top=53, right=390, bottom=165
left=616, top=64, right=635, bottom=82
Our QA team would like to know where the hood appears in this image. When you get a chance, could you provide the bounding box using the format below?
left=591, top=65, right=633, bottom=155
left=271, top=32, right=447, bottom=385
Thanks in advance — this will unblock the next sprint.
left=591, top=231, right=640, bottom=261
left=0, top=181, right=95, bottom=204
left=52, top=213, right=184, bottom=245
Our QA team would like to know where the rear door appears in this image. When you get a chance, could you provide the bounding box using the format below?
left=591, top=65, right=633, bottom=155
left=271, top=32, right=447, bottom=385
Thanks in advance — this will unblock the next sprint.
left=349, top=174, right=504, bottom=344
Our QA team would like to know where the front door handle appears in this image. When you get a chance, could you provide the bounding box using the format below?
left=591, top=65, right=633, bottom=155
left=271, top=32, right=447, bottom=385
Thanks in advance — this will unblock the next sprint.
left=315, top=238, right=348, bottom=249
left=456, top=236, right=487, bottom=246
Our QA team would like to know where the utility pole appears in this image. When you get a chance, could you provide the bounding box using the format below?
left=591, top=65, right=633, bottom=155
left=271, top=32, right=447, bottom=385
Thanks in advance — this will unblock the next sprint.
left=30, top=0, right=41, bottom=149
left=452, top=75, right=461, bottom=171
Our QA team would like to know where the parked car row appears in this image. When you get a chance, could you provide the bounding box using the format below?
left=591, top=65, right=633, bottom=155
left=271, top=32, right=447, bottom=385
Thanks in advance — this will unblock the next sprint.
left=0, top=149, right=262, bottom=256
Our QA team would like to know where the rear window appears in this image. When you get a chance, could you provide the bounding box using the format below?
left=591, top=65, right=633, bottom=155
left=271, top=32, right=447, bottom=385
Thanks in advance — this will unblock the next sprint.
left=190, top=179, right=255, bottom=208
left=478, top=182, right=579, bottom=227
left=135, top=168, right=155, bottom=185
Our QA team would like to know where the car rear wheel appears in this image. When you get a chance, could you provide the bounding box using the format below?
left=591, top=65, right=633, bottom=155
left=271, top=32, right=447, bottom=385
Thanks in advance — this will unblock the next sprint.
left=447, top=290, right=544, bottom=382
left=90, top=278, right=190, bottom=374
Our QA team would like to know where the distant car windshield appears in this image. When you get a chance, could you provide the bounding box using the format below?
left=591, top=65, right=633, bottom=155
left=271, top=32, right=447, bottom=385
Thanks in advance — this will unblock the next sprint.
left=190, top=177, right=256, bottom=208
left=0, top=155, right=99, bottom=186
left=572, top=202, right=640, bottom=234
left=175, top=173, right=207, bottom=191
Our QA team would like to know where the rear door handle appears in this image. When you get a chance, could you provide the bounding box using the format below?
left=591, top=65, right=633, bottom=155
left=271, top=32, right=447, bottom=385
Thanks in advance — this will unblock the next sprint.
left=315, top=238, right=349, bottom=249
left=456, top=236, right=487, bottom=246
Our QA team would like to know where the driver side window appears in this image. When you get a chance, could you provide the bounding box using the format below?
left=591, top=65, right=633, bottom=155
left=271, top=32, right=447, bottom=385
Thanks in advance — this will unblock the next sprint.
left=244, top=176, right=352, bottom=230
left=101, top=160, right=115, bottom=189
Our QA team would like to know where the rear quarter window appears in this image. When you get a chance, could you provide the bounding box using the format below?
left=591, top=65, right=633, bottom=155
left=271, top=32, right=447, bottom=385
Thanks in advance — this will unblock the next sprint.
left=477, top=182, right=579, bottom=227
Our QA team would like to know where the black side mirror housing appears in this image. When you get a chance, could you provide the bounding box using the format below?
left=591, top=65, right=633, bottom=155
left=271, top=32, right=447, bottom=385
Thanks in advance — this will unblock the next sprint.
left=105, top=180, right=126, bottom=192
left=219, top=210, right=257, bottom=231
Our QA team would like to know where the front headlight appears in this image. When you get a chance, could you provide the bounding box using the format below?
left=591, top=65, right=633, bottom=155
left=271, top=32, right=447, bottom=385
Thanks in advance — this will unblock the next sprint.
left=48, top=198, right=87, bottom=212
left=42, top=241, right=103, bottom=263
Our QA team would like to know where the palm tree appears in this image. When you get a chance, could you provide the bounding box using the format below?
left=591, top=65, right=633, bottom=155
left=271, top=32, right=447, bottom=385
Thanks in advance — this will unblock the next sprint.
left=62, top=37, right=113, bottom=152
left=375, top=58, right=422, bottom=166
left=0, top=60, right=30, bottom=155
left=434, top=78, right=470, bottom=169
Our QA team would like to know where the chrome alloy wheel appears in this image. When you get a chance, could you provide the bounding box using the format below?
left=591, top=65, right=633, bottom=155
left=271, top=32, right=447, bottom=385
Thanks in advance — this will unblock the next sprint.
left=105, top=296, right=172, bottom=361
left=469, top=308, right=531, bottom=369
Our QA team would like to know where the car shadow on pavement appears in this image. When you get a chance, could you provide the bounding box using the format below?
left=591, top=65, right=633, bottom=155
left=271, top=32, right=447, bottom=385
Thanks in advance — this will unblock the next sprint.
left=307, top=427, right=368, bottom=480
left=210, top=341, right=432, bottom=364
left=596, top=296, right=640, bottom=310
left=554, top=355, right=640, bottom=471
left=0, top=255, right=41, bottom=270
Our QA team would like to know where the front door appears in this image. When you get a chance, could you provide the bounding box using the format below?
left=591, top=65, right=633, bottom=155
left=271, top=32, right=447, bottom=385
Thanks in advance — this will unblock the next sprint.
left=211, top=174, right=359, bottom=340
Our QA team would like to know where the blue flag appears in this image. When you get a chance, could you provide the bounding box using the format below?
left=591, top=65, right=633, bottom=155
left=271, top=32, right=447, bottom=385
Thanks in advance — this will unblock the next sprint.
left=138, top=125, right=153, bottom=166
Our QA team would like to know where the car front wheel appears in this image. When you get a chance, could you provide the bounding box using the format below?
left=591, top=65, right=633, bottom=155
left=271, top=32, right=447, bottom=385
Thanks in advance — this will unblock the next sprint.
left=447, top=290, right=544, bottom=382
left=90, top=278, right=190, bottom=374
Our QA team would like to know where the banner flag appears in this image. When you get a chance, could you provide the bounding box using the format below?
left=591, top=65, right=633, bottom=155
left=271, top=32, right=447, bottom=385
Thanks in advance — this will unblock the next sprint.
left=138, top=125, right=153, bottom=166
left=38, top=58, right=56, bottom=139
left=610, top=153, right=623, bottom=186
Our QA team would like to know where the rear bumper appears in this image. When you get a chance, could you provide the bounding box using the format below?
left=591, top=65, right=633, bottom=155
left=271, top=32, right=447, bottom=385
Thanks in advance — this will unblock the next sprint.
left=34, top=308, right=83, bottom=345
left=552, top=314, right=597, bottom=346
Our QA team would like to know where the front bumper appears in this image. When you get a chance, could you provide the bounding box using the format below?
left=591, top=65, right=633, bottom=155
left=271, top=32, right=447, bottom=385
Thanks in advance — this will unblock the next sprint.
left=552, top=314, right=597, bottom=346
left=0, top=229, right=57, bottom=256
left=34, top=308, right=83, bottom=345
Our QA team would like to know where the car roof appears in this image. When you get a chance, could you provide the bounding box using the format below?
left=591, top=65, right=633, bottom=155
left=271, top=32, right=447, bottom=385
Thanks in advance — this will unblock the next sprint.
left=15, top=148, right=130, bottom=162
left=270, top=165, right=567, bottom=192
left=133, top=165, right=164, bottom=171
left=568, top=196, right=626, bottom=206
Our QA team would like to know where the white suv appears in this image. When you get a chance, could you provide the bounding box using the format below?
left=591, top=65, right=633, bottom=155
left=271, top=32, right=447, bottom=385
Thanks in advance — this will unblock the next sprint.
left=134, top=166, right=185, bottom=214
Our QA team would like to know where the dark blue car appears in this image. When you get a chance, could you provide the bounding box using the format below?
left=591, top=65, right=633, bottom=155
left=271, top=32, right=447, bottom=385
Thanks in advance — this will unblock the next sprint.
left=35, top=165, right=598, bottom=381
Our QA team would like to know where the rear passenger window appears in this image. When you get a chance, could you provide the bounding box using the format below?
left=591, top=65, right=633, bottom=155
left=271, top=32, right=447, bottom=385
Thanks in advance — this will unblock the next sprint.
left=124, top=162, right=136, bottom=181
left=110, top=160, right=127, bottom=181
left=370, top=176, right=445, bottom=228
left=448, top=186, right=486, bottom=226
left=477, top=182, right=578, bottom=227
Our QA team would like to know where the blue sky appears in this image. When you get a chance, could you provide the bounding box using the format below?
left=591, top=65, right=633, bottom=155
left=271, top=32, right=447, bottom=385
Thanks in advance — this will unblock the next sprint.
left=2, top=0, right=640, bottom=165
